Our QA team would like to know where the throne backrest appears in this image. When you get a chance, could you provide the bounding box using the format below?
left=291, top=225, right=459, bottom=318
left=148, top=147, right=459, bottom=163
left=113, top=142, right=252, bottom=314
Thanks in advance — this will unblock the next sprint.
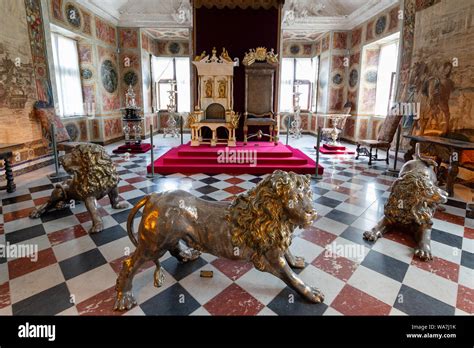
left=205, top=103, right=225, bottom=119
left=245, top=63, right=275, bottom=117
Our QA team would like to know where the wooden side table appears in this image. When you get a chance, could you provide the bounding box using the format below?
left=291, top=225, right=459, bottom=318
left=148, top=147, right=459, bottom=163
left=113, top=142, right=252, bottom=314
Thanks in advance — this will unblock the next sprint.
left=404, top=135, right=474, bottom=196
left=0, top=148, right=16, bottom=193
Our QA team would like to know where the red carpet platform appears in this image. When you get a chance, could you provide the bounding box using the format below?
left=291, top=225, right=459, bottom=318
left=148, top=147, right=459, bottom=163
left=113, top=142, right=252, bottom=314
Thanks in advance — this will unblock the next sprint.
left=318, top=143, right=355, bottom=155
left=113, top=143, right=152, bottom=154
left=148, top=142, right=323, bottom=175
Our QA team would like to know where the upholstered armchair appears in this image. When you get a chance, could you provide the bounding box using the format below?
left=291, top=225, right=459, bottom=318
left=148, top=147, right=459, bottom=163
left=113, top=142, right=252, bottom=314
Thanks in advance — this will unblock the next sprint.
left=356, top=114, right=402, bottom=165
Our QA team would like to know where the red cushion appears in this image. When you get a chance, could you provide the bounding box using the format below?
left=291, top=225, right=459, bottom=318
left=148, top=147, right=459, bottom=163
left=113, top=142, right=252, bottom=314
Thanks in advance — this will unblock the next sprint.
left=34, top=107, right=70, bottom=143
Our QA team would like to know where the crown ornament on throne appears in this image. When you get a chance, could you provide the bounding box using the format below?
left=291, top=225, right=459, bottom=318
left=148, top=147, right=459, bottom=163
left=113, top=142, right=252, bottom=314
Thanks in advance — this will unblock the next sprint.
left=242, top=47, right=278, bottom=66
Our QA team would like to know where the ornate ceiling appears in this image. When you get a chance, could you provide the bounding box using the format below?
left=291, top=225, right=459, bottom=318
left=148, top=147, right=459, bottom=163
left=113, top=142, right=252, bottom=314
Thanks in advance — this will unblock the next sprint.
left=76, top=0, right=192, bottom=27
left=76, top=0, right=399, bottom=32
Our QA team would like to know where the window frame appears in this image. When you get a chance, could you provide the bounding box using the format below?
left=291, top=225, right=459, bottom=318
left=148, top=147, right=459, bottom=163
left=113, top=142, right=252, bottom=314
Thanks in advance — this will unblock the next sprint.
left=50, top=32, right=85, bottom=118
left=152, top=56, right=190, bottom=113
left=279, top=57, right=318, bottom=113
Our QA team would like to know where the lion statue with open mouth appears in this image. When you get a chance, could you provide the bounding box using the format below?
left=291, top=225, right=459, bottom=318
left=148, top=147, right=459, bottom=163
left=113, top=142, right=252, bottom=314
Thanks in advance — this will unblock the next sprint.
left=30, top=143, right=127, bottom=233
left=114, top=170, right=323, bottom=311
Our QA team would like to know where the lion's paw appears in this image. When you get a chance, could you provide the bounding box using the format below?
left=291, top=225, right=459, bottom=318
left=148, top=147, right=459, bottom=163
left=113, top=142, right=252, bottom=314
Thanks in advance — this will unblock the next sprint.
left=309, top=287, right=325, bottom=303
left=29, top=209, right=42, bottom=219
left=154, top=267, right=165, bottom=288
left=113, top=291, right=137, bottom=311
left=292, top=256, right=306, bottom=269
left=363, top=230, right=380, bottom=242
left=415, top=247, right=432, bottom=261
left=113, top=202, right=128, bottom=210
left=179, top=248, right=201, bottom=263
left=89, top=223, right=104, bottom=234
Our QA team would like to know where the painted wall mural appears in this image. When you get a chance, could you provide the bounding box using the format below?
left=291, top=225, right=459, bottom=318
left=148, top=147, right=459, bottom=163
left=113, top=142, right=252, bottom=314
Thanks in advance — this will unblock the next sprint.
left=119, top=28, right=138, bottom=49
left=0, top=0, right=42, bottom=146
left=408, top=0, right=474, bottom=140
left=95, top=17, right=116, bottom=46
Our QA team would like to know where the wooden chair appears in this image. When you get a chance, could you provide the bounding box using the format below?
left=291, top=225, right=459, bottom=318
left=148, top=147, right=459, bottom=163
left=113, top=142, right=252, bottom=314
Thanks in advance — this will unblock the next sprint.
left=356, top=114, right=402, bottom=165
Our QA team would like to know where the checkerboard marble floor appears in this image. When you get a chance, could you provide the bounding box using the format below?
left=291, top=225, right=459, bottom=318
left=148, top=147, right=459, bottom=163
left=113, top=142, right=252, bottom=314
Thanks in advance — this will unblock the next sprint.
left=0, top=135, right=472, bottom=316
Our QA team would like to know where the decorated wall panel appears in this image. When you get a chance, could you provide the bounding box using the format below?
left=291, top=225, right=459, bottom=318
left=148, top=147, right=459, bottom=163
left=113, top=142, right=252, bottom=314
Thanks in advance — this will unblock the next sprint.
left=0, top=0, right=50, bottom=165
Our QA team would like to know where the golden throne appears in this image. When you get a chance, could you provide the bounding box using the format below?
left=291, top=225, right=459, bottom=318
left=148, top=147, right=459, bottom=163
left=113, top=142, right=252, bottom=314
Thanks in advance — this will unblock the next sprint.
left=189, top=48, right=240, bottom=147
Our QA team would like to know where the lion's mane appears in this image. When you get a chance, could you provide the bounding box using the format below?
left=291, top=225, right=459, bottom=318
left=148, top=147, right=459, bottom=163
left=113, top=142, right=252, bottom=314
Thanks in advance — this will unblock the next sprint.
left=384, top=170, right=445, bottom=225
left=63, top=144, right=119, bottom=198
left=227, top=170, right=311, bottom=261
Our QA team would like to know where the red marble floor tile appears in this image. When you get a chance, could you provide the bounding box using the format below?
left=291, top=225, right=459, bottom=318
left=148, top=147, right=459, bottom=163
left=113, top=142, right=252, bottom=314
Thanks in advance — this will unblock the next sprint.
left=3, top=207, right=35, bottom=223
left=354, top=165, right=367, bottom=171
left=75, top=207, right=109, bottom=223
left=33, top=196, right=50, bottom=206
left=312, top=251, right=358, bottom=282
left=125, top=177, right=147, bottom=184
left=8, top=248, right=57, bottom=280
left=97, top=196, right=126, bottom=206
left=0, top=224, right=4, bottom=235
left=223, top=186, right=246, bottom=195
left=330, top=284, right=392, bottom=315
left=76, top=286, right=124, bottom=316
left=456, top=285, right=473, bottom=314
left=222, top=196, right=235, bottom=202
left=47, top=225, right=88, bottom=247
left=411, top=256, right=459, bottom=282
left=118, top=185, right=136, bottom=194
left=465, top=227, right=474, bottom=240
left=211, top=258, right=253, bottom=281
left=0, top=282, right=10, bottom=309
left=384, top=228, right=417, bottom=248
left=109, top=255, right=154, bottom=275
left=204, top=283, right=264, bottom=316
left=301, top=226, right=338, bottom=247
left=434, top=211, right=465, bottom=226
left=225, top=177, right=245, bottom=185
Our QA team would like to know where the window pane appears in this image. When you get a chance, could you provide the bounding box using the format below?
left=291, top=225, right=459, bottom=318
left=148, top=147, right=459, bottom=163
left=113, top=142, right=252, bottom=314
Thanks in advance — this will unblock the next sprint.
left=280, top=58, right=294, bottom=112
left=51, top=33, right=84, bottom=117
left=152, top=57, right=174, bottom=81
left=295, top=82, right=310, bottom=111
left=158, top=82, right=172, bottom=110
left=295, top=58, right=314, bottom=80
left=375, top=41, right=399, bottom=116
left=175, top=57, right=190, bottom=112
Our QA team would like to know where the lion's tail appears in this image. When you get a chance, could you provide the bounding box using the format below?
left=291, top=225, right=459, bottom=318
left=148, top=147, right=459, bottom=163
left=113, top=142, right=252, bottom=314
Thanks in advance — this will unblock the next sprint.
left=127, top=195, right=150, bottom=247
left=415, top=142, right=438, bottom=169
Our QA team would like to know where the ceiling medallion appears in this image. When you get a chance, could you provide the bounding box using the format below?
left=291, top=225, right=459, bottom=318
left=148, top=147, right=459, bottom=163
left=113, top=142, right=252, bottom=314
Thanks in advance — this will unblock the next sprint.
left=242, top=47, right=278, bottom=66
